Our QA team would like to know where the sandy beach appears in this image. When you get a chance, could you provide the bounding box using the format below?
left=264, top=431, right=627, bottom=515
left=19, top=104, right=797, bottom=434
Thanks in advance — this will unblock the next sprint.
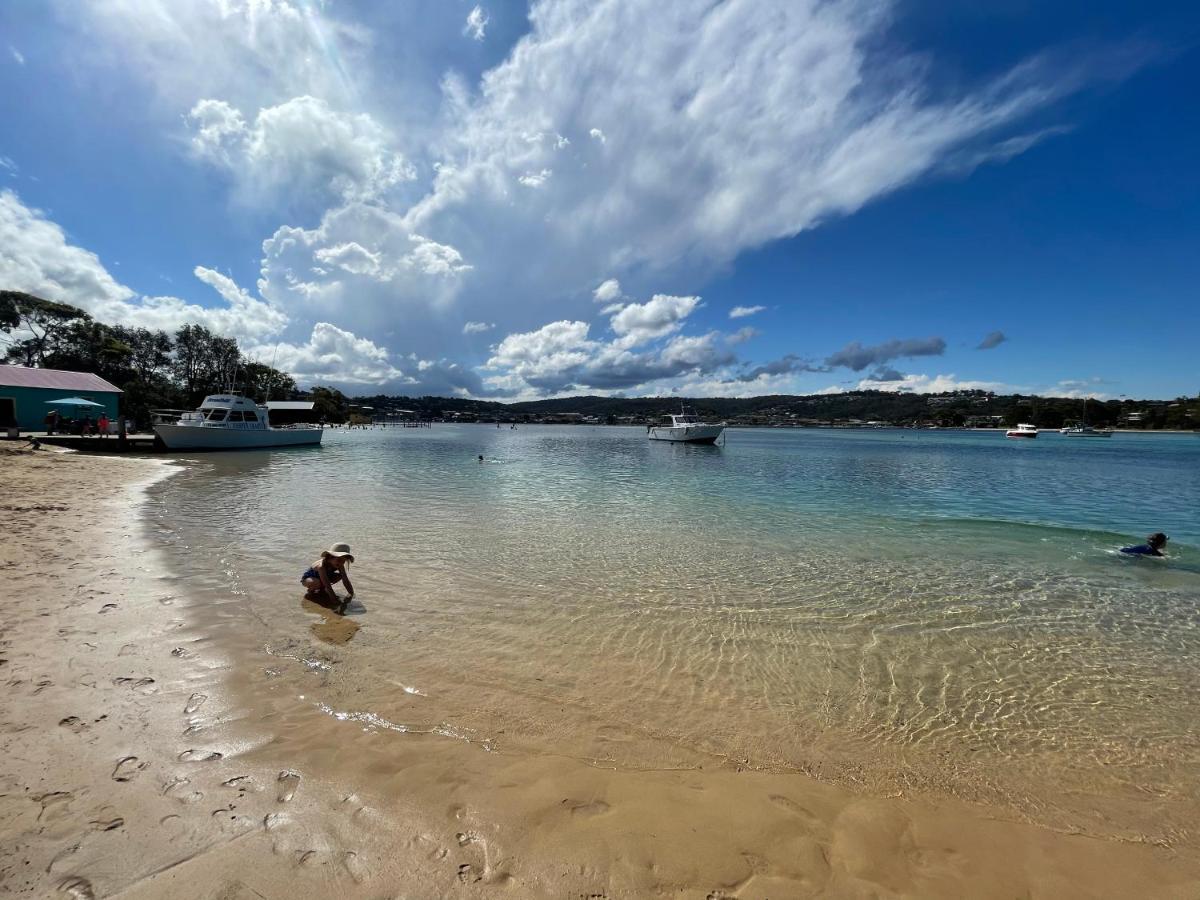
left=2, top=442, right=1199, bottom=899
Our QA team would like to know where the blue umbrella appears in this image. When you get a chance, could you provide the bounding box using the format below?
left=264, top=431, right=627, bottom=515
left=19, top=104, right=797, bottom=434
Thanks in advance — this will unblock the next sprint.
left=45, top=397, right=105, bottom=408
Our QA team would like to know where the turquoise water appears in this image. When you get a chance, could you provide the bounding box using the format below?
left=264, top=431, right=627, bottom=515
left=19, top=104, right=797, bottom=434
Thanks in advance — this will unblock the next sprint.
left=152, top=426, right=1200, bottom=840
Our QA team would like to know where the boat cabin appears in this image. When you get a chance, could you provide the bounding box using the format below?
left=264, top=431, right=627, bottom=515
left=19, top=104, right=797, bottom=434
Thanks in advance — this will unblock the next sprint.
left=187, top=394, right=270, bottom=429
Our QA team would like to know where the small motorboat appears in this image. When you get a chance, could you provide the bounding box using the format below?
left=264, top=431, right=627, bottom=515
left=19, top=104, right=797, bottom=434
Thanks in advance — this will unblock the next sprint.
left=648, top=407, right=725, bottom=444
left=154, top=393, right=323, bottom=450
left=1005, top=423, right=1038, bottom=439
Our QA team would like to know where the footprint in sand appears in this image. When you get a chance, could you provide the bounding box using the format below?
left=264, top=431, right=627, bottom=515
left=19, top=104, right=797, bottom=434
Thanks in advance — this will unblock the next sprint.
left=59, top=717, right=89, bottom=734
left=768, top=794, right=823, bottom=830
left=90, top=817, right=124, bottom=832
left=342, top=851, right=369, bottom=884
left=296, top=849, right=318, bottom=867
left=111, top=757, right=148, bottom=783
left=178, top=749, right=223, bottom=762
left=57, top=877, right=96, bottom=899
left=561, top=799, right=612, bottom=818
left=183, top=692, right=208, bottom=714
left=35, top=791, right=74, bottom=823
left=99, top=604, right=118, bottom=614
left=276, top=770, right=301, bottom=803
left=112, top=676, right=156, bottom=694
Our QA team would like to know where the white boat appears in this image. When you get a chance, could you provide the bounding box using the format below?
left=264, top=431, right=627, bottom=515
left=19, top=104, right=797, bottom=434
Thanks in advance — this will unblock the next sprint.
left=1060, top=399, right=1112, bottom=437
left=1005, top=423, right=1038, bottom=439
left=1060, top=424, right=1113, bottom=438
left=648, top=407, right=725, bottom=444
left=154, top=393, right=322, bottom=450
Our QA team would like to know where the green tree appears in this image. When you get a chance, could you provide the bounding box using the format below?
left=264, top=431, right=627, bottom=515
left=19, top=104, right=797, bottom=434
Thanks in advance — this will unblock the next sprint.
left=173, top=324, right=239, bottom=402
left=0, top=291, right=92, bottom=366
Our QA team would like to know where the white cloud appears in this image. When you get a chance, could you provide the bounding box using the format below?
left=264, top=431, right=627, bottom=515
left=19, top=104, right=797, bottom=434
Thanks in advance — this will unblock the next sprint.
left=609, top=294, right=700, bottom=345
left=592, top=278, right=621, bottom=303
left=313, top=242, right=382, bottom=277
left=186, top=96, right=416, bottom=206
left=9, top=46, right=24, bottom=66
left=852, top=372, right=1011, bottom=394
left=249, top=322, right=405, bottom=385
left=464, top=6, right=489, bottom=41
left=48, top=0, right=1133, bottom=398
left=517, top=169, right=553, bottom=188
left=462, top=321, right=494, bottom=334
left=0, top=156, right=17, bottom=177
left=729, top=304, right=765, bottom=318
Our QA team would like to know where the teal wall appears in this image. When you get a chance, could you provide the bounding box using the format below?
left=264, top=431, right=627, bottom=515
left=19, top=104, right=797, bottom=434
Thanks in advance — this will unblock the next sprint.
left=0, top=385, right=121, bottom=430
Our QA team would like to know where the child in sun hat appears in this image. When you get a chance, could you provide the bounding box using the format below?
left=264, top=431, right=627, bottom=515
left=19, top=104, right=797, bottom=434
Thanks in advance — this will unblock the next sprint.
left=302, top=542, right=356, bottom=613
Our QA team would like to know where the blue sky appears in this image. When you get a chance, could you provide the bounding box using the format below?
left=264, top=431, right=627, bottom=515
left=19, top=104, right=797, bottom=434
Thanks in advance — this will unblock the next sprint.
left=1, top=0, right=1196, bottom=399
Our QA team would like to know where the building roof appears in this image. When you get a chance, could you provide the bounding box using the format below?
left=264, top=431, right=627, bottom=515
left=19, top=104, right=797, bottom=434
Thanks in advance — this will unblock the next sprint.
left=0, top=365, right=122, bottom=393
left=266, top=401, right=316, bottom=411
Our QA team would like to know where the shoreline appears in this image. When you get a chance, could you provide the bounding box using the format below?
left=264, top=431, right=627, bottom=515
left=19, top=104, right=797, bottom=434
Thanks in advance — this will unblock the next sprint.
left=3, top=444, right=1199, bottom=897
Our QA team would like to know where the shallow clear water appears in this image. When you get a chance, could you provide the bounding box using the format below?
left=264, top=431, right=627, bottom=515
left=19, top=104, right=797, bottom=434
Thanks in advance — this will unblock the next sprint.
left=151, top=426, right=1200, bottom=840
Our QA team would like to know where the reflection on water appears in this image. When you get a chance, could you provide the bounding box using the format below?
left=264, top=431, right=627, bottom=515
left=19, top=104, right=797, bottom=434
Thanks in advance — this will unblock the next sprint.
left=301, top=596, right=362, bottom=645
left=151, top=425, right=1200, bottom=842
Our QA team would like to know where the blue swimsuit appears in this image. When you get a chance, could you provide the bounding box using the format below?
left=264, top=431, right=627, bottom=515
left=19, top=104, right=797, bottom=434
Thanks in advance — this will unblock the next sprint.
left=1120, top=544, right=1163, bottom=557
left=301, top=563, right=344, bottom=585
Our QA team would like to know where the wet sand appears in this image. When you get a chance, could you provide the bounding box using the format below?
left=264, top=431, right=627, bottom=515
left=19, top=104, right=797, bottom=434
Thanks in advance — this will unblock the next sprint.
left=2, top=442, right=1199, bottom=898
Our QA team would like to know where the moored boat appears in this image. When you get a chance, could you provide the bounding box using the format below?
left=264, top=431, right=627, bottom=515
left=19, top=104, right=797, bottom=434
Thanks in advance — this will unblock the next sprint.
left=1060, top=424, right=1113, bottom=438
left=1005, top=423, right=1038, bottom=439
left=648, top=407, right=725, bottom=444
left=154, top=393, right=322, bottom=450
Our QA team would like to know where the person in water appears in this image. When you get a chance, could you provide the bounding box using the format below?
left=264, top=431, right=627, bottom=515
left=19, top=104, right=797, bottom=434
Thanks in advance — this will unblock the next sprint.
left=1120, top=532, right=1168, bottom=557
left=302, top=543, right=356, bottom=612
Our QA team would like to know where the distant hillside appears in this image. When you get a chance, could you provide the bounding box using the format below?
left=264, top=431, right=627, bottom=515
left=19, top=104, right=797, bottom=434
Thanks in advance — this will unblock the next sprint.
left=346, top=390, right=1200, bottom=430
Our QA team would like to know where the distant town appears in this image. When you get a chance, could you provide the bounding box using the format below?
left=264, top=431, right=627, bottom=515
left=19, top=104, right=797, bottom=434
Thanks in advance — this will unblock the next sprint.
left=332, top=389, right=1200, bottom=431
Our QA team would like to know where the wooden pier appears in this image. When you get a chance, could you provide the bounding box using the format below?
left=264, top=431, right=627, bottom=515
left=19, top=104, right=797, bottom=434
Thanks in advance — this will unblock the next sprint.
left=24, top=433, right=164, bottom=453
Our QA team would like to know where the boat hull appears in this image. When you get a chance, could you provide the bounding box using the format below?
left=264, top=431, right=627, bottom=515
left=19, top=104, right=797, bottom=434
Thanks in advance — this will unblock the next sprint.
left=154, top=424, right=323, bottom=450
left=648, top=424, right=724, bottom=444
left=1005, top=432, right=1037, bottom=439
left=1062, top=430, right=1112, bottom=438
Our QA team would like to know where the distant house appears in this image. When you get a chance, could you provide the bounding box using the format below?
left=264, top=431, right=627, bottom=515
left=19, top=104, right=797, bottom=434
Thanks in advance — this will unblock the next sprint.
left=0, top=365, right=121, bottom=430
left=265, top=400, right=317, bottom=426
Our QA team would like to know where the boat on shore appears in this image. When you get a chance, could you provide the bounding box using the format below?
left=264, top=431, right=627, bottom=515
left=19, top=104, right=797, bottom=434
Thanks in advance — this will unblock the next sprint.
left=648, top=407, right=725, bottom=444
left=1005, top=423, right=1038, bottom=439
left=154, top=393, right=322, bottom=450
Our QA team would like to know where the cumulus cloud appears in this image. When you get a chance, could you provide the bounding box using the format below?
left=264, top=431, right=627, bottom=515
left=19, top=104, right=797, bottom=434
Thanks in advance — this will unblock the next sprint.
left=866, top=366, right=906, bottom=382
left=609, top=294, right=700, bottom=345
left=825, top=336, right=946, bottom=371
left=186, top=96, right=416, bottom=207
left=51, top=0, right=1138, bottom=398
left=9, top=46, right=24, bottom=66
left=729, top=305, right=765, bottom=319
left=464, top=6, right=489, bottom=41
left=462, top=321, right=494, bottom=334
left=248, top=322, right=404, bottom=385
left=593, top=278, right=621, bottom=303
left=484, top=290, right=739, bottom=395
left=977, top=330, right=1007, bottom=350
left=733, top=354, right=821, bottom=382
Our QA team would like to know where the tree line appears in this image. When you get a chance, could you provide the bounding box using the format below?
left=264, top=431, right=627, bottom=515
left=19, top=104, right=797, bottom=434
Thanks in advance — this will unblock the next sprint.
left=0, top=290, right=324, bottom=426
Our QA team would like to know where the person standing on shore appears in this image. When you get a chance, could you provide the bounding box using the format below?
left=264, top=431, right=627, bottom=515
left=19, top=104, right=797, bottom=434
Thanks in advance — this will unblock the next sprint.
left=302, top=543, right=356, bottom=613
left=98, top=413, right=110, bottom=438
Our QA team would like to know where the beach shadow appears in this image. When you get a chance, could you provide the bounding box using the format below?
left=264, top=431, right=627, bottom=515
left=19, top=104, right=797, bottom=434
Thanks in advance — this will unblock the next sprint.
left=300, top=595, right=363, bottom=646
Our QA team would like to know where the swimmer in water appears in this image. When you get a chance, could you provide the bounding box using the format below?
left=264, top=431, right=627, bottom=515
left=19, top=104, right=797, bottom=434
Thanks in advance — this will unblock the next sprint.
left=1120, top=532, right=1168, bottom=557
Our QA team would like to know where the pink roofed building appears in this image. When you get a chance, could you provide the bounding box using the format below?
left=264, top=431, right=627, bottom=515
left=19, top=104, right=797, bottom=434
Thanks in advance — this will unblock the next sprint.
left=0, top=365, right=122, bottom=431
